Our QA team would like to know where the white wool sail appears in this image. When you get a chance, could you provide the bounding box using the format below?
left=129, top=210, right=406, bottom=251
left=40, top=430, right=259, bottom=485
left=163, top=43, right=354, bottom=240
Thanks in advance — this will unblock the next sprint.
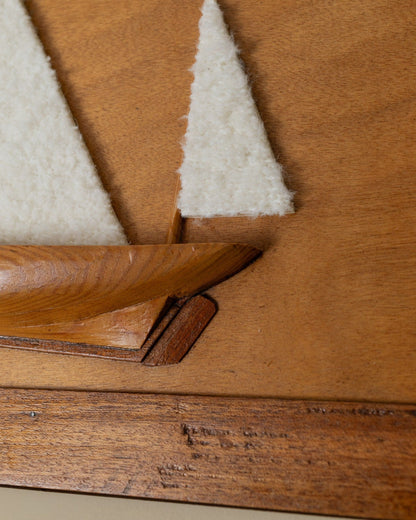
left=0, top=0, right=127, bottom=245
left=178, top=0, right=293, bottom=218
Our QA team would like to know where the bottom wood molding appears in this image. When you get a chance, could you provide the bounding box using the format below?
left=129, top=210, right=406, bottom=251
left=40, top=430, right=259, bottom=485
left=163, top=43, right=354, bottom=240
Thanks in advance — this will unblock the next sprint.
left=0, top=389, right=415, bottom=519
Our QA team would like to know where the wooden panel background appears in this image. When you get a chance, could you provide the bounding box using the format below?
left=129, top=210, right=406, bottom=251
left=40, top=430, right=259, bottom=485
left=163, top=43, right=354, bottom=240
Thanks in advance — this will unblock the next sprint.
left=1, top=0, right=414, bottom=402
left=1, top=389, right=415, bottom=520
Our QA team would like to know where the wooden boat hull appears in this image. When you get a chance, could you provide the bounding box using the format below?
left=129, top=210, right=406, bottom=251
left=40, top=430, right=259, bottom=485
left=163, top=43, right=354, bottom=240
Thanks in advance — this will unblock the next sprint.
left=0, top=244, right=260, bottom=364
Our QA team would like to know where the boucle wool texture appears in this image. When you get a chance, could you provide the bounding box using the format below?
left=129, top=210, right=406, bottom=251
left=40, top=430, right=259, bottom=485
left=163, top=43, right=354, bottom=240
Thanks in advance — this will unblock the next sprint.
left=0, top=0, right=127, bottom=245
left=178, top=0, right=293, bottom=218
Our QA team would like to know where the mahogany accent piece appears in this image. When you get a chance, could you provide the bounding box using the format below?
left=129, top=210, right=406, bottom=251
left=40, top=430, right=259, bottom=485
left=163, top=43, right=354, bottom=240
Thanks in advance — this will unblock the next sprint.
left=167, top=208, right=183, bottom=245
left=139, top=299, right=183, bottom=360
left=0, top=389, right=415, bottom=519
left=143, top=295, right=216, bottom=366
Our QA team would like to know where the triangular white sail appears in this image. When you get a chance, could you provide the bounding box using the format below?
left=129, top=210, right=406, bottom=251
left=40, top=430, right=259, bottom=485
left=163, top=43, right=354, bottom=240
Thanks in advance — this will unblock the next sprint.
left=178, top=0, right=293, bottom=218
left=0, top=0, right=126, bottom=245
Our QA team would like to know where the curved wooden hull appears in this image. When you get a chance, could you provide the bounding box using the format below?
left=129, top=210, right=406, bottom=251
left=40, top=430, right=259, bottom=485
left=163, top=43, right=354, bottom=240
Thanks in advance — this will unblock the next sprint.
left=0, top=243, right=260, bottom=364
left=0, top=243, right=259, bottom=327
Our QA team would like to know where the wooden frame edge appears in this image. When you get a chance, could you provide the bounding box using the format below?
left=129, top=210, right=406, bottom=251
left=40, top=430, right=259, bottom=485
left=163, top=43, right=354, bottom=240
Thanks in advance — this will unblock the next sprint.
left=0, top=388, right=414, bottom=519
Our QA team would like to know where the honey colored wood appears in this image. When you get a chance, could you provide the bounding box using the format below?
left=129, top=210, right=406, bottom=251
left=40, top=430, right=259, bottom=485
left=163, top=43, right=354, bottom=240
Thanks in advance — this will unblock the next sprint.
left=0, top=244, right=258, bottom=328
left=4, top=0, right=413, bottom=402
left=0, top=296, right=215, bottom=364
left=143, top=295, right=217, bottom=366
left=1, top=298, right=169, bottom=350
left=0, top=388, right=415, bottom=519
left=166, top=175, right=183, bottom=245
left=0, top=336, right=149, bottom=362
left=0, top=244, right=257, bottom=359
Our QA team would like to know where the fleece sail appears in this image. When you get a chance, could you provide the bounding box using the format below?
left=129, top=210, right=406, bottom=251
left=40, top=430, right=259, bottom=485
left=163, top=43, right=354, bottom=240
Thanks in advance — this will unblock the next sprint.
left=178, top=0, right=293, bottom=218
left=0, top=0, right=126, bottom=245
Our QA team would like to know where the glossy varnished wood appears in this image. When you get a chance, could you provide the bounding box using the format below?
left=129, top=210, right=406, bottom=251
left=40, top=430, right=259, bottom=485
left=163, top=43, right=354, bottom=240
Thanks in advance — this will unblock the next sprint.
left=143, top=295, right=217, bottom=366
left=7, top=0, right=415, bottom=401
left=0, top=388, right=415, bottom=519
left=0, top=336, right=149, bottom=362
left=0, top=298, right=169, bottom=350
left=0, top=244, right=257, bottom=359
left=0, top=244, right=258, bottom=328
left=0, top=296, right=216, bottom=364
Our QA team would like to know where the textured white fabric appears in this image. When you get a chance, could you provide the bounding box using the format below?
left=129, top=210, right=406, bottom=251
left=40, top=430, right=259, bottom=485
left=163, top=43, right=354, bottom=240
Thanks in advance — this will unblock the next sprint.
left=178, top=0, right=293, bottom=218
left=0, top=0, right=127, bottom=245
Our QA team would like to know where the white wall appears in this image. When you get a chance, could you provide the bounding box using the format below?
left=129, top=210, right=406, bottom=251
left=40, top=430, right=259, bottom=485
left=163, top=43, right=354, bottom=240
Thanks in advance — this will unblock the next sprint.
left=0, top=488, right=353, bottom=520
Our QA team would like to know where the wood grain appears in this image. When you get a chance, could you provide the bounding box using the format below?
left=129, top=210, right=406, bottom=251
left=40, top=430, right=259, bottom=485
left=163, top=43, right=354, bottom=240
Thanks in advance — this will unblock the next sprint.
left=166, top=175, right=184, bottom=245
left=0, top=296, right=215, bottom=364
left=4, top=0, right=413, bottom=402
left=143, top=295, right=217, bottom=366
left=0, top=388, right=415, bottom=519
left=0, top=243, right=257, bottom=359
left=0, top=298, right=169, bottom=350
left=0, top=336, right=149, bottom=362
left=0, top=244, right=258, bottom=328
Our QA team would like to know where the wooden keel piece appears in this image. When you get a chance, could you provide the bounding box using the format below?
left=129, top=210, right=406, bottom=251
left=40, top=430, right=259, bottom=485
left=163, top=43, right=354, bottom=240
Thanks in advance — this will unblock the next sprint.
left=0, top=335, right=149, bottom=362
left=0, top=297, right=172, bottom=362
left=0, top=297, right=170, bottom=350
left=143, top=295, right=217, bottom=366
left=138, top=299, right=183, bottom=360
left=0, top=295, right=216, bottom=365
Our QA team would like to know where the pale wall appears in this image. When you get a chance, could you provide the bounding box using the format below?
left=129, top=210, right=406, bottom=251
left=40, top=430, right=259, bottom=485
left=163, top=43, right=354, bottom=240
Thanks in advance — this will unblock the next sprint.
left=0, top=488, right=353, bottom=520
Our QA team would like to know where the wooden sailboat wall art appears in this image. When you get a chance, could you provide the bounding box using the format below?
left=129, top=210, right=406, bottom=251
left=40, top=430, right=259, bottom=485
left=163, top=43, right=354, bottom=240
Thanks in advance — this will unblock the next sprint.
left=0, top=0, right=292, bottom=365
